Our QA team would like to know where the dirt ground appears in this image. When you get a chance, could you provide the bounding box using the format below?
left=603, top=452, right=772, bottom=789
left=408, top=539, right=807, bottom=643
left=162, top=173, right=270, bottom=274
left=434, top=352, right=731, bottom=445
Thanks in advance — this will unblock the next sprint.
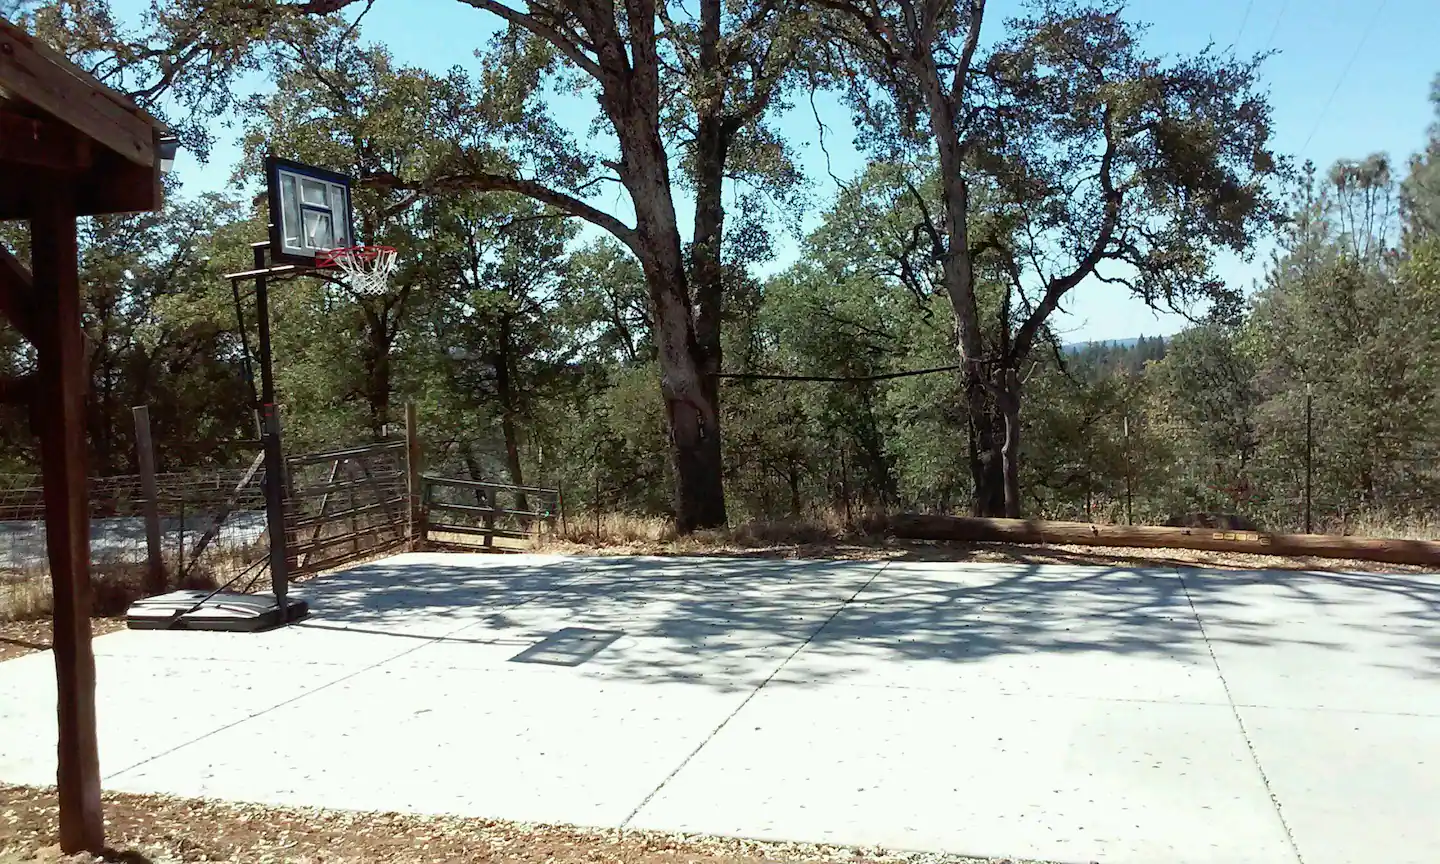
left=0, top=784, right=1031, bottom=864
left=0, top=619, right=125, bottom=664
left=530, top=534, right=1433, bottom=575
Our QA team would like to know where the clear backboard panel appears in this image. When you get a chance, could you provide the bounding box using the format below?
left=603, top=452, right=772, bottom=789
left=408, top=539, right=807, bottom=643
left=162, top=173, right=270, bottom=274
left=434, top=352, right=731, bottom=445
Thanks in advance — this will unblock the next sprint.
left=264, top=156, right=354, bottom=266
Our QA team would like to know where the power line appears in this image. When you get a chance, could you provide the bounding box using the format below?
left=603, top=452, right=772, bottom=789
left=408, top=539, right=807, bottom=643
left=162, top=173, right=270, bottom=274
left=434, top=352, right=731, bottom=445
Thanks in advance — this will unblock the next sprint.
left=715, top=364, right=964, bottom=383
left=1299, top=0, right=1389, bottom=155
left=1261, top=0, right=1290, bottom=52
left=1234, top=0, right=1255, bottom=45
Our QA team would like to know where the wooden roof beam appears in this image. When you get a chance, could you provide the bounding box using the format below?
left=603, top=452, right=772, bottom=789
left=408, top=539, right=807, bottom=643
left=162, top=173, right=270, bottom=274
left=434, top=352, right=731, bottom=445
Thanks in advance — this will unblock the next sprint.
left=0, top=242, right=36, bottom=343
left=0, top=109, right=93, bottom=170
left=0, top=19, right=155, bottom=166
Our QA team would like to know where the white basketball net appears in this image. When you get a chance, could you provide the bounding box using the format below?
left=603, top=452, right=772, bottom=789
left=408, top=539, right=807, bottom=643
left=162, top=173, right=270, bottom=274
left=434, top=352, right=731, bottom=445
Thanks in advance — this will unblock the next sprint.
left=319, top=246, right=399, bottom=296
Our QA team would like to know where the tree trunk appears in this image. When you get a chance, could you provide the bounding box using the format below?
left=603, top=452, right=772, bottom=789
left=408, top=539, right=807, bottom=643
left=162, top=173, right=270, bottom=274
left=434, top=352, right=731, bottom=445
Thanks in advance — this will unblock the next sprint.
left=459, top=439, right=487, bottom=507
left=361, top=305, right=391, bottom=440
left=965, top=371, right=1005, bottom=516
left=681, top=2, right=730, bottom=533
left=494, top=315, right=529, bottom=519
left=619, top=116, right=726, bottom=533
left=889, top=513, right=1440, bottom=568
left=691, top=111, right=726, bottom=468
left=925, top=68, right=997, bottom=519
left=998, top=370, right=1022, bottom=518
left=691, top=0, right=728, bottom=419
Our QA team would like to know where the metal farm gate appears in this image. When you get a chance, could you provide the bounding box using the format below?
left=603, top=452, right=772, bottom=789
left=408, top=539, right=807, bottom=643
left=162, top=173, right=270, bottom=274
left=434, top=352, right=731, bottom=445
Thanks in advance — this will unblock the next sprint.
left=419, top=474, right=562, bottom=550
left=284, top=441, right=411, bottom=578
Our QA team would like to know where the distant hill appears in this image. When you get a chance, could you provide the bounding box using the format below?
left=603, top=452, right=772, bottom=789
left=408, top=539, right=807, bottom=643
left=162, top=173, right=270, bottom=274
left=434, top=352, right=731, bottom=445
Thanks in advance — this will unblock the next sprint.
left=1062, top=337, right=1146, bottom=353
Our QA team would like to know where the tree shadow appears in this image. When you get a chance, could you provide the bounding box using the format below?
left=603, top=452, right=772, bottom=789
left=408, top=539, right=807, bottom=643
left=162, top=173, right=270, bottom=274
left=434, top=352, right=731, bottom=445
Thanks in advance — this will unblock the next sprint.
left=289, top=552, right=1440, bottom=691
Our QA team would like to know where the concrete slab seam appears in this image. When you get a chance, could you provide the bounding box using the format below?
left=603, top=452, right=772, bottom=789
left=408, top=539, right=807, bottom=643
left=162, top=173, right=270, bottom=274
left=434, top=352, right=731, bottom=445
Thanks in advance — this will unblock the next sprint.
left=618, top=559, right=892, bottom=827
left=1175, top=567, right=1305, bottom=864
left=103, top=558, right=602, bottom=782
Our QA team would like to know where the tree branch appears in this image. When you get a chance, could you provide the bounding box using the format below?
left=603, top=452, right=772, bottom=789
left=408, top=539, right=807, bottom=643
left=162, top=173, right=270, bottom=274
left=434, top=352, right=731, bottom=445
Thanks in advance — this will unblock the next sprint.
left=655, top=1, right=698, bottom=75
left=949, top=0, right=986, bottom=107
left=1009, top=103, right=1125, bottom=364
left=365, top=170, right=637, bottom=251
left=457, top=0, right=603, bottom=79
left=815, top=0, right=904, bottom=67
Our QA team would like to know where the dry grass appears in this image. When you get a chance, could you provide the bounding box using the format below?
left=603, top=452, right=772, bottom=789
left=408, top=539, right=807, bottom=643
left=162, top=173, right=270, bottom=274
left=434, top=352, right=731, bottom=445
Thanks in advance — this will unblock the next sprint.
left=525, top=509, right=1435, bottom=574
left=0, top=784, right=1038, bottom=864
left=1343, top=511, right=1440, bottom=541
left=531, top=509, right=875, bottom=557
left=0, top=562, right=219, bottom=626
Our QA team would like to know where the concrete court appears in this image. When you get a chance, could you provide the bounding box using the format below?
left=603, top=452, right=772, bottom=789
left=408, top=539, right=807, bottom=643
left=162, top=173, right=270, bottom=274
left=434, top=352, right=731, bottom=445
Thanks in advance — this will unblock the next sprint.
left=1, top=553, right=1438, bottom=864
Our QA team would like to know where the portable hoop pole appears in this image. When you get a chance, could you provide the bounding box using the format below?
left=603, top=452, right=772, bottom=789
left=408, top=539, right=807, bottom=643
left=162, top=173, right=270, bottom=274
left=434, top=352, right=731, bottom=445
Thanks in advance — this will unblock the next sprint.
left=253, top=244, right=291, bottom=616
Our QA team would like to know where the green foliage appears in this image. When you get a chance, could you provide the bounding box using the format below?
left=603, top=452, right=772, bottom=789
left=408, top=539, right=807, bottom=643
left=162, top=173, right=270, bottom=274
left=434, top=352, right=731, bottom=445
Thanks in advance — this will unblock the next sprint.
left=5, top=2, right=1440, bottom=537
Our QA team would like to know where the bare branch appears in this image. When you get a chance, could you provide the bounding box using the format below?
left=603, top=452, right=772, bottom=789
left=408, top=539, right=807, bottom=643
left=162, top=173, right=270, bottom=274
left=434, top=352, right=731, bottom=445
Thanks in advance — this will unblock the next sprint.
left=457, top=0, right=603, bottom=79
left=655, top=1, right=699, bottom=75
left=949, top=0, right=986, bottom=107
left=815, top=0, right=904, bottom=67
left=1010, top=102, right=1125, bottom=364
left=365, top=170, right=637, bottom=250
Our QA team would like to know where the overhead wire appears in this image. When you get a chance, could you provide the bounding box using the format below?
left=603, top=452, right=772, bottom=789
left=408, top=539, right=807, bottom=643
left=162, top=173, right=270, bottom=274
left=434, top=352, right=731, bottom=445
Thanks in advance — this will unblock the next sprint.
left=1233, top=0, right=1255, bottom=45
left=1261, top=0, right=1290, bottom=53
left=1299, top=0, right=1389, bottom=154
left=715, top=364, right=964, bottom=383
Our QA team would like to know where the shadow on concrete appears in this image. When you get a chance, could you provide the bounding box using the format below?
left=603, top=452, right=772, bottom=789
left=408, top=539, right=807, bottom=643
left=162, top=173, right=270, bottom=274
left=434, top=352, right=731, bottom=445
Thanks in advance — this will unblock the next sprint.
left=288, top=552, right=1440, bottom=690
left=510, top=627, right=626, bottom=666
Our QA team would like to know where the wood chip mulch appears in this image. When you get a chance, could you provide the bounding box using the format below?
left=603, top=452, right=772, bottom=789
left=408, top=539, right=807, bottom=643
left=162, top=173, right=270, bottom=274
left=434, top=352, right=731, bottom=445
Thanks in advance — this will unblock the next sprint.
left=0, top=620, right=126, bottom=664
left=535, top=536, right=1430, bottom=575
left=0, top=785, right=1037, bottom=864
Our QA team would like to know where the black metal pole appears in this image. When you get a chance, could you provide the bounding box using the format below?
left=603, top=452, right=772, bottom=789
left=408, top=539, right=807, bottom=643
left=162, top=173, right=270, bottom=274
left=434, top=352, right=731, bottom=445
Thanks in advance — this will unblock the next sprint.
left=230, top=277, right=261, bottom=439
left=253, top=245, right=290, bottom=618
left=1305, top=383, right=1313, bottom=534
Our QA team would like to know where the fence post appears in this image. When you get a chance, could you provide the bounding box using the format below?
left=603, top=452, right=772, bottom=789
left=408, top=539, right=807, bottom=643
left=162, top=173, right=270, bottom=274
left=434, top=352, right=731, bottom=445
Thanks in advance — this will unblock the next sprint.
left=1123, top=415, right=1133, bottom=526
left=557, top=483, right=567, bottom=538
left=405, top=403, right=423, bottom=550
left=132, top=405, right=166, bottom=595
left=483, top=486, right=496, bottom=548
left=1305, top=383, right=1313, bottom=534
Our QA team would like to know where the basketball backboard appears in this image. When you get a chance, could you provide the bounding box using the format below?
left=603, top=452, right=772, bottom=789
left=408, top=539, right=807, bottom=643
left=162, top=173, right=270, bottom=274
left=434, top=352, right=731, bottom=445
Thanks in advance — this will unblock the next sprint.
left=265, top=156, right=354, bottom=266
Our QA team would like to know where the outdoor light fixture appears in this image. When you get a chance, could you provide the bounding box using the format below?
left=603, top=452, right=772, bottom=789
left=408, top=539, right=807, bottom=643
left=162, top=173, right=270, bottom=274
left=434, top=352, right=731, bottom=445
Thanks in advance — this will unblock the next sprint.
left=158, top=135, right=180, bottom=174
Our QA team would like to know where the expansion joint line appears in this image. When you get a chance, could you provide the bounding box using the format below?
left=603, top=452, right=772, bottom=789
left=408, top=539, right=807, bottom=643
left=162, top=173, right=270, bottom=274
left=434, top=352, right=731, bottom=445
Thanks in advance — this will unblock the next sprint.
left=620, top=559, right=892, bottom=827
left=106, top=559, right=598, bottom=781
left=1175, top=567, right=1305, bottom=864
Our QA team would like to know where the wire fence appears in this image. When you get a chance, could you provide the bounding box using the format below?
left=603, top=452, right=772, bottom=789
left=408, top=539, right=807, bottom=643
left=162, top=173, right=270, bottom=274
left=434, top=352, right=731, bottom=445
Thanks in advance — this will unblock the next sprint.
left=0, top=467, right=270, bottom=606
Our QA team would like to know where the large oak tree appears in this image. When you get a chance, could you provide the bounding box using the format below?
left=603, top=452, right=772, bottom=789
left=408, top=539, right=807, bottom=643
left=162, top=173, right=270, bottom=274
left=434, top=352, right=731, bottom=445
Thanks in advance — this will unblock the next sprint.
left=817, top=0, right=1284, bottom=516
left=293, top=0, right=807, bottom=532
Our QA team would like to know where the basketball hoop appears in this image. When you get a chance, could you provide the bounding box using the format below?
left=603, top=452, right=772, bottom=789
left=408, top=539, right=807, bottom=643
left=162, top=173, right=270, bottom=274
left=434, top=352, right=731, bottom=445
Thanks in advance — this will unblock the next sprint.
left=316, top=245, right=399, bottom=295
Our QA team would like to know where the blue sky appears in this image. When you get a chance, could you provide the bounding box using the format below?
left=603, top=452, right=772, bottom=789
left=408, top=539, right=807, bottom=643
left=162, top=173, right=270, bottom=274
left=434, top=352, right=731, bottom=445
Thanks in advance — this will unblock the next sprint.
left=156, top=0, right=1440, bottom=343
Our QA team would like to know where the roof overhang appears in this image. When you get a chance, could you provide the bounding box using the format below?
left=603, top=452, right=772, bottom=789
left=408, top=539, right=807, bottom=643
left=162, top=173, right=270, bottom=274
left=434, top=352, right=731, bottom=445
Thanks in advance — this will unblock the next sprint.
left=0, top=17, right=174, bottom=219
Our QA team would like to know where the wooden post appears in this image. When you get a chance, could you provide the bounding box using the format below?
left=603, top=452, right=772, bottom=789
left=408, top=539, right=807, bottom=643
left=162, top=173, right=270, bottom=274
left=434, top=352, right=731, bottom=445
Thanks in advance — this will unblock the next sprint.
left=1122, top=415, right=1133, bottom=526
left=405, top=403, right=423, bottom=550
left=132, top=404, right=165, bottom=595
left=32, top=174, right=104, bottom=854
left=1305, top=383, right=1314, bottom=534
left=483, top=487, right=496, bottom=549
left=888, top=513, right=1440, bottom=568
left=347, top=460, right=360, bottom=555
